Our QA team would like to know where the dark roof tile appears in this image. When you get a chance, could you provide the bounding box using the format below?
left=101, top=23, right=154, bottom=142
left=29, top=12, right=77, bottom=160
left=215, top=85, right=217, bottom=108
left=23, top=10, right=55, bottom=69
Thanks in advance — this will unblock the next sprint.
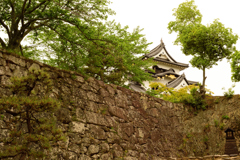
left=144, top=40, right=189, bottom=69
left=166, top=73, right=189, bottom=88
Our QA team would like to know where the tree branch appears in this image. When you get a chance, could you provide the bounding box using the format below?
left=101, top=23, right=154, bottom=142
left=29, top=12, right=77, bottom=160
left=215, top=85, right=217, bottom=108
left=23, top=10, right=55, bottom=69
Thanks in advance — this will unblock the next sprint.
left=45, top=24, right=90, bottom=52
left=22, top=20, right=51, bottom=38
left=26, top=0, right=48, bottom=14
left=5, top=110, right=23, bottom=116
left=41, top=2, right=49, bottom=12
left=0, top=19, right=11, bottom=37
left=26, top=0, right=32, bottom=10
left=20, top=0, right=28, bottom=27
left=9, top=0, right=16, bottom=37
left=55, top=18, right=102, bottom=47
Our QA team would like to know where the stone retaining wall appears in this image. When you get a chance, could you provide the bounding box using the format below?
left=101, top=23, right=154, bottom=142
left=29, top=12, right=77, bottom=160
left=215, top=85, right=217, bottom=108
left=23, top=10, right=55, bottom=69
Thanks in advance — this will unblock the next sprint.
left=1, top=50, right=240, bottom=159
left=0, top=50, right=186, bottom=159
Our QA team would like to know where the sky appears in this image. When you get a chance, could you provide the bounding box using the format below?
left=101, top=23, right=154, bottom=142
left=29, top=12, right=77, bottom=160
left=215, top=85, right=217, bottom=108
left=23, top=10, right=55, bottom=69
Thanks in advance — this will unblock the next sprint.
left=108, top=0, right=240, bottom=96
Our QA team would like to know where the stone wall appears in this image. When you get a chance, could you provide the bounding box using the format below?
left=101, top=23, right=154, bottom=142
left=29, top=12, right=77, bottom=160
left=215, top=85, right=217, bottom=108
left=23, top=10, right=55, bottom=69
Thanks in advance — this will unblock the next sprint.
left=1, top=49, right=240, bottom=159
left=0, top=50, right=185, bottom=159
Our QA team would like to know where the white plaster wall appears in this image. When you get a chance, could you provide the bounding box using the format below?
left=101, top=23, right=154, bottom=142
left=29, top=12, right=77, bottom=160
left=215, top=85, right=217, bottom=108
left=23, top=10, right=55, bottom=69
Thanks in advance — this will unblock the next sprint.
left=152, top=48, right=174, bottom=63
left=142, top=81, right=150, bottom=90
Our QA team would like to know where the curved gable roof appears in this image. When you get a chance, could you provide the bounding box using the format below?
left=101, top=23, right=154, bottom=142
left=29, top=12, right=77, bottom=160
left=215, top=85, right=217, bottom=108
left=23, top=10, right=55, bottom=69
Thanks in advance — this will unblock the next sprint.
left=166, top=73, right=189, bottom=88
left=145, top=39, right=177, bottom=62
left=144, top=39, right=189, bottom=69
left=152, top=69, right=180, bottom=78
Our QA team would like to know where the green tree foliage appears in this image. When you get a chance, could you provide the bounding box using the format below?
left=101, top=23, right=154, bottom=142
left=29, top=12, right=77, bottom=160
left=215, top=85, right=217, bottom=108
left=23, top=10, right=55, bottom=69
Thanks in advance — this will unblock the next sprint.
left=0, top=0, right=154, bottom=86
left=35, top=21, right=155, bottom=86
left=0, top=69, right=64, bottom=159
left=0, top=0, right=114, bottom=53
left=168, top=0, right=238, bottom=97
left=148, top=82, right=213, bottom=110
left=231, top=50, right=240, bottom=82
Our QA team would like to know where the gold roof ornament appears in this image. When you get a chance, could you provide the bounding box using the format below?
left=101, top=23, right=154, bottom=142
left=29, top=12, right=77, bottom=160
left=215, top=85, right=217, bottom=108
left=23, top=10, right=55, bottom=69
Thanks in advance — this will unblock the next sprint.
left=168, top=74, right=176, bottom=79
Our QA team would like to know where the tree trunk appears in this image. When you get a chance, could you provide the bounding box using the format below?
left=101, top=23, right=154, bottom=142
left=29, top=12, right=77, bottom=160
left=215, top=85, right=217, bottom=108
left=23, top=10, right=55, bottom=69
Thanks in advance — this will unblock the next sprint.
left=7, top=37, right=23, bottom=56
left=200, top=67, right=207, bottom=98
left=19, top=107, right=32, bottom=160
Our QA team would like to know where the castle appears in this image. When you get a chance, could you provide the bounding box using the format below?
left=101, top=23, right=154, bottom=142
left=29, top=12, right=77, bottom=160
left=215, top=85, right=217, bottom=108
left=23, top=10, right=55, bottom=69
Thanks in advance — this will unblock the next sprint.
left=129, top=39, right=198, bottom=92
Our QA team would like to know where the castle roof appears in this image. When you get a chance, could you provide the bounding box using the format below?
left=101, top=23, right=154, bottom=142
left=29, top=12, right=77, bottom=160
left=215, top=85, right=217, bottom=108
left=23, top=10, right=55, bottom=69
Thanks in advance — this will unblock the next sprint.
left=187, top=80, right=198, bottom=86
left=166, top=73, right=189, bottom=88
left=143, top=39, right=189, bottom=71
left=129, top=82, right=146, bottom=93
left=152, top=68, right=179, bottom=78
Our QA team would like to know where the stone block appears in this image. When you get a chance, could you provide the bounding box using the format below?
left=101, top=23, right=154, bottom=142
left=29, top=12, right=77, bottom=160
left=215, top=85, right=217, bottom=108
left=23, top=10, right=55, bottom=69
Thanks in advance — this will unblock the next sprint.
left=79, top=154, right=92, bottom=160
left=85, top=111, right=108, bottom=126
left=89, top=81, right=100, bottom=91
left=100, top=88, right=110, bottom=97
left=100, top=143, right=110, bottom=153
left=75, top=75, right=85, bottom=83
left=70, top=122, right=85, bottom=133
left=5, top=55, right=25, bottom=67
left=28, top=63, right=40, bottom=71
left=1, top=75, right=12, bottom=86
left=100, top=153, right=112, bottom=160
left=87, top=91, right=100, bottom=102
left=5, top=66, right=12, bottom=76
left=87, top=101, right=99, bottom=112
left=0, top=59, right=6, bottom=66
left=88, top=144, right=100, bottom=155
left=104, top=96, right=116, bottom=106
left=108, top=106, right=127, bottom=121
left=55, top=108, right=72, bottom=124
left=13, top=66, right=27, bottom=77
left=0, top=66, right=5, bottom=75
left=147, top=108, right=160, bottom=117
left=124, top=156, right=138, bottom=160
left=106, top=85, right=115, bottom=95
left=68, top=144, right=81, bottom=154
left=90, top=125, right=106, bottom=140
left=62, top=150, right=78, bottom=160
left=112, top=144, right=123, bottom=158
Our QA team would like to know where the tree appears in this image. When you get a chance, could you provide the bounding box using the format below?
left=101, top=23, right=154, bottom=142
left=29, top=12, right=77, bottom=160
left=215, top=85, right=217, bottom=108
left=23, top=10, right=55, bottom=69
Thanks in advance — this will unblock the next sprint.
left=231, top=50, right=240, bottom=82
left=0, top=0, right=114, bottom=53
left=0, top=69, right=64, bottom=159
left=168, top=0, right=238, bottom=97
left=0, top=0, right=154, bottom=86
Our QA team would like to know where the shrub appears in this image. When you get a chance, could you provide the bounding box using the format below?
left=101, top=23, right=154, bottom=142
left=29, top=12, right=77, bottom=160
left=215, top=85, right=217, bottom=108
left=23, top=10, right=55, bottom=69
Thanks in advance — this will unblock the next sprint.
left=203, top=136, right=209, bottom=142
left=214, top=120, right=219, bottom=127
left=220, top=123, right=225, bottom=130
left=222, top=115, right=230, bottom=120
left=205, top=124, right=210, bottom=129
left=214, top=97, right=220, bottom=104
left=148, top=82, right=213, bottom=110
left=222, top=84, right=235, bottom=99
left=186, top=133, right=192, bottom=138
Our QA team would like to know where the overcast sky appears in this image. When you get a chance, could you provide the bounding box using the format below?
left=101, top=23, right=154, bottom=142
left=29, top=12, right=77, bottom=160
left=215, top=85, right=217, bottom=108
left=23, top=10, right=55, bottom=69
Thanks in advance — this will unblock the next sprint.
left=108, top=0, right=240, bottom=96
